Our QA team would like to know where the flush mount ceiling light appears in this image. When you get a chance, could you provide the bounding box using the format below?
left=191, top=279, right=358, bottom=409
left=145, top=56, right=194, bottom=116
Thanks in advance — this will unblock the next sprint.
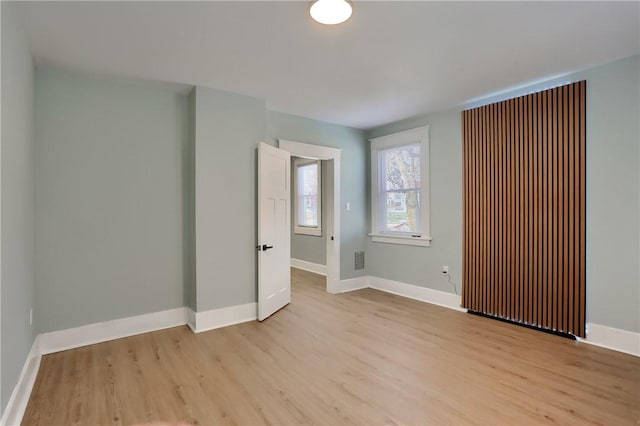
left=310, top=0, right=352, bottom=25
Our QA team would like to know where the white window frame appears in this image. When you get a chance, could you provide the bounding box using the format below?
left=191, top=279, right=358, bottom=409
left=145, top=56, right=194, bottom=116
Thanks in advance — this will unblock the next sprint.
left=369, top=125, right=431, bottom=247
left=293, top=157, right=322, bottom=236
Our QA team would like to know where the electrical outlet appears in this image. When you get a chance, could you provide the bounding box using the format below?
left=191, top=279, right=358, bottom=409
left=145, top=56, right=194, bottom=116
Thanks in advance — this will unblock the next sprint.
left=442, top=265, right=449, bottom=274
left=29, top=308, right=33, bottom=326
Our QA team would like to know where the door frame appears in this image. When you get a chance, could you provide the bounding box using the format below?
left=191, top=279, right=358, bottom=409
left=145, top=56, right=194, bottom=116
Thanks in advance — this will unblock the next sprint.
left=278, top=139, right=342, bottom=294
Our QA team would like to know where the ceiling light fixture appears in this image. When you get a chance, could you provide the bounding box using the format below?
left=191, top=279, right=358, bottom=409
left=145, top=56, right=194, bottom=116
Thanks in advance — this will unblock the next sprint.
left=310, top=0, right=352, bottom=25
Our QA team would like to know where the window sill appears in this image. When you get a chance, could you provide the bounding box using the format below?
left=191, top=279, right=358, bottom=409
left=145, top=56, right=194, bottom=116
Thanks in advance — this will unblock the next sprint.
left=294, top=226, right=322, bottom=237
left=368, top=233, right=431, bottom=247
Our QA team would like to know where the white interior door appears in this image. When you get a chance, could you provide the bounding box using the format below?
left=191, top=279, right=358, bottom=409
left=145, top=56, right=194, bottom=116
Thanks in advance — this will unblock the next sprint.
left=257, top=142, right=291, bottom=321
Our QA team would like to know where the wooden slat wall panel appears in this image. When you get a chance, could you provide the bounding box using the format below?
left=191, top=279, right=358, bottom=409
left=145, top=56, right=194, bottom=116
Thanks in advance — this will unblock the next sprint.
left=462, top=81, right=586, bottom=337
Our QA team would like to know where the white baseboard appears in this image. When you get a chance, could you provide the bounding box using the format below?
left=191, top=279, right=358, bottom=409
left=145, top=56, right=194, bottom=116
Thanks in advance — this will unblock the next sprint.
left=291, top=258, right=327, bottom=276
left=38, top=307, right=188, bottom=355
left=369, top=276, right=465, bottom=312
left=579, top=323, right=640, bottom=357
left=1, top=337, right=41, bottom=426
left=189, top=303, right=257, bottom=333
left=335, top=276, right=370, bottom=293
left=187, top=307, right=197, bottom=333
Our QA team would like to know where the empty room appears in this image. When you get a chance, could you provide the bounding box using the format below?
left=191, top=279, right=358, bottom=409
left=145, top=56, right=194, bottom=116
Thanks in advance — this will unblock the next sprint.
left=1, top=1, right=639, bottom=425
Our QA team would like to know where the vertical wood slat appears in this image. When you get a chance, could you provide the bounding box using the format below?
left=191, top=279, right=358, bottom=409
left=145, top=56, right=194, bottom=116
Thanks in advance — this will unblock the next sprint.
left=479, top=105, right=483, bottom=313
left=491, top=103, right=497, bottom=318
left=462, top=111, right=468, bottom=308
left=497, top=102, right=507, bottom=317
left=525, top=96, right=535, bottom=324
left=473, top=108, right=479, bottom=311
left=562, top=85, right=569, bottom=333
left=470, top=110, right=476, bottom=311
left=535, top=91, right=542, bottom=327
left=543, top=90, right=549, bottom=328
left=557, top=87, right=563, bottom=331
left=567, top=83, right=574, bottom=334
left=579, top=81, right=586, bottom=335
left=461, top=81, right=586, bottom=337
left=509, top=99, right=515, bottom=320
left=515, top=97, right=521, bottom=322
left=530, top=93, right=537, bottom=327
left=552, top=87, right=558, bottom=331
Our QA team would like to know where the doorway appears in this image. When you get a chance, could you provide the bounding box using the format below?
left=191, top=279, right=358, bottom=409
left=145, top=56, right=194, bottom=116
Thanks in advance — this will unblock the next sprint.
left=278, top=140, right=341, bottom=294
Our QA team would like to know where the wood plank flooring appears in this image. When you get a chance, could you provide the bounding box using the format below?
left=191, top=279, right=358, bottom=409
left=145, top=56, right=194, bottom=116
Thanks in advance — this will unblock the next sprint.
left=23, top=268, right=640, bottom=425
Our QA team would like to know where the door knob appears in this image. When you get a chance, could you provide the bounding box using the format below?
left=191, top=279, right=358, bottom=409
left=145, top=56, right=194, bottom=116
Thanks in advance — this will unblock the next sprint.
left=258, top=244, right=274, bottom=251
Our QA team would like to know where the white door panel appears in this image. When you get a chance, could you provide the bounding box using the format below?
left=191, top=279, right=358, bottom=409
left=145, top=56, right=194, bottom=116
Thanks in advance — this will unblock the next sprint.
left=258, top=142, right=290, bottom=321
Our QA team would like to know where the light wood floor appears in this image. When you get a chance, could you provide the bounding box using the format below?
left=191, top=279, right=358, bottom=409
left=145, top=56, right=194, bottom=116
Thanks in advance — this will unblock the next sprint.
left=23, top=268, right=639, bottom=425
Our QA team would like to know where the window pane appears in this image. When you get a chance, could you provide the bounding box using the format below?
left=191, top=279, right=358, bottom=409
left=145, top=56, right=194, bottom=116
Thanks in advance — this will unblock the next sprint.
left=297, top=163, right=319, bottom=227
left=384, top=190, right=421, bottom=233
left=381, top=143, right=421, bottom=191
left=378, top=143, right=422, bottom=234
left=300, top=195, right=318, bottom=227
left=298, top=163, right=318, bottom=197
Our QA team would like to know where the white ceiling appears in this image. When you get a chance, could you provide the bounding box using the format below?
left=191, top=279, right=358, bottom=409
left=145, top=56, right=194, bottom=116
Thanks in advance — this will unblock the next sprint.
left=14, top=1, right=640, bottom=130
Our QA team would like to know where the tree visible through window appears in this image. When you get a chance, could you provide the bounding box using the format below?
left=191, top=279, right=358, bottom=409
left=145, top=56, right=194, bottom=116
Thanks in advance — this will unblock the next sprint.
left=380, top=143, right=421, bottom=233
left=370, top=125, right=430, bottom=246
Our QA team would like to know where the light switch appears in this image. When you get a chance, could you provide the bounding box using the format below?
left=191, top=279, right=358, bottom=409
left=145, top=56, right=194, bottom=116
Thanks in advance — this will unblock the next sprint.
left=346, top=202, right=351, bottom=211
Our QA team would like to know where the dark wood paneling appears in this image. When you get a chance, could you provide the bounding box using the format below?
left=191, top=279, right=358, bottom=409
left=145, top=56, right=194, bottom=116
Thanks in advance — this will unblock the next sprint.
left=461, top=81, right=586, bottom=337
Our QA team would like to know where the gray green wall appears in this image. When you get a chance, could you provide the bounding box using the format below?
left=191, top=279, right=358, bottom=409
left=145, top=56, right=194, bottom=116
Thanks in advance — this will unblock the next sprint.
left=267, top=111, right=368, bottom=280
left=1, top=1, right=37, bottom=412
left=31, top=77, right=368, bottom=328
left=366, top=55, right=640, bottom=333
left=366, top=109, right=463, bottom=295
left=193, top=87, right=266, bottom=312
left=290, top=159, right=328, bottom=266
left=579, top=55, right=638, bottom=333
left=35, top=68, right=189, bottom=332
left=191, top=98, right=367, bottom=312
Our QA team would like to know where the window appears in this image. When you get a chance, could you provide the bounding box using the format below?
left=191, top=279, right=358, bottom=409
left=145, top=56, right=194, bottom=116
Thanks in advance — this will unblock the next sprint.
left=293, top=158, right=322, bottom=236
left=369, top=126, right=430, bottom=246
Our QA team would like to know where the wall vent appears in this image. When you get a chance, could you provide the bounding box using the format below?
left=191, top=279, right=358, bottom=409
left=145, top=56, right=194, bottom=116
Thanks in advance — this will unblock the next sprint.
left=354, top=251, right=365, bottom=270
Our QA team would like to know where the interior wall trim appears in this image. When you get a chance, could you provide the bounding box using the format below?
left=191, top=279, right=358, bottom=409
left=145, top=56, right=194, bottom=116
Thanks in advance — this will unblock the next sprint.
left=335, top=275, right=369, bottom=293
left=336, top=275, right=464, bottom=311
left=290, top=258, right=327, bottom=276
left=38, top=307, right=189, bottom=355
left=369, top=276, right=465, bottom=312
left=188, top=303, right=257, bottom=334
left=579, top=323, right=640, bottom=357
